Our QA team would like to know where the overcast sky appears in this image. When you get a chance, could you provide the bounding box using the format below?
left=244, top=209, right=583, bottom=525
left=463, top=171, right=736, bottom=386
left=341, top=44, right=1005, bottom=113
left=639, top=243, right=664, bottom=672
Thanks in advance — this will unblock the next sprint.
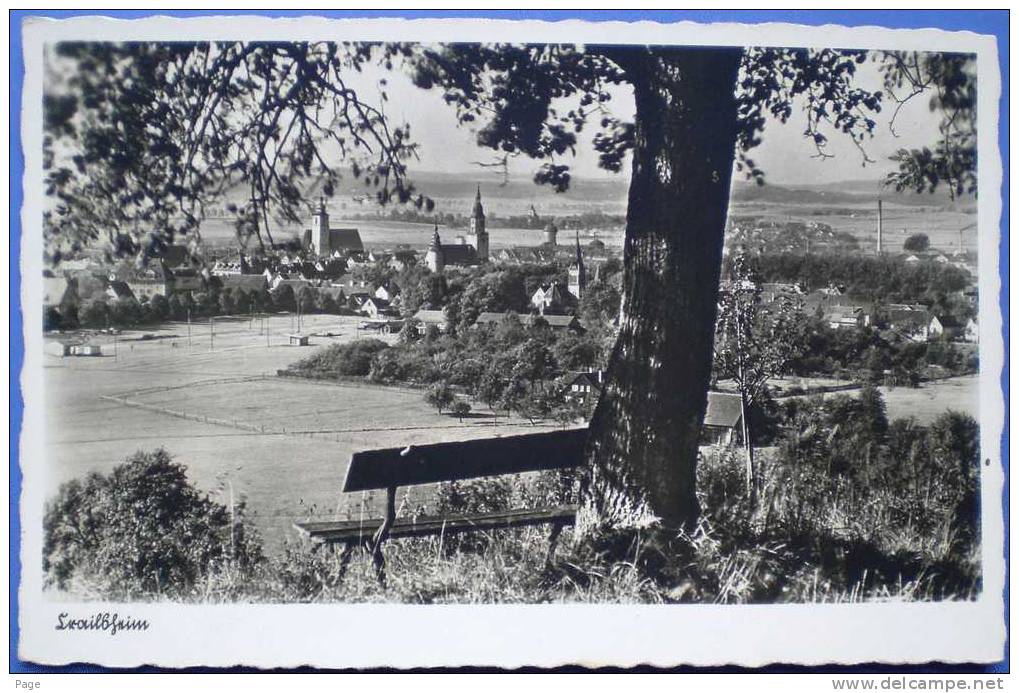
left=373, top=49, right=948, bottom=188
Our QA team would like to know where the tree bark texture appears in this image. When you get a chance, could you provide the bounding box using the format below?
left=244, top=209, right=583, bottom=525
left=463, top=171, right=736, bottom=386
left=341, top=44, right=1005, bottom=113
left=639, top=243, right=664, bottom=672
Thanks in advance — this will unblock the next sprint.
left=580, top=47, right=744, bottom=533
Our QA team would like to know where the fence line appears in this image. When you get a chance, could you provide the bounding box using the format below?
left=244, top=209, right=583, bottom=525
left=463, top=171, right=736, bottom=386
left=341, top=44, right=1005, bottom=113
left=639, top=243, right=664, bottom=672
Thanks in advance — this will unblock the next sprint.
left=275, top=369, right=424, bottom=395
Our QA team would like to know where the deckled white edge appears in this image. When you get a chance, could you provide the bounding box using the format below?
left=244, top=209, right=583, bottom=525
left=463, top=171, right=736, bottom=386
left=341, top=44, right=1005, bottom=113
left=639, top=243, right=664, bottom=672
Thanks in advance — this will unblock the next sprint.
left=16, top=14, right=1006, bottom=670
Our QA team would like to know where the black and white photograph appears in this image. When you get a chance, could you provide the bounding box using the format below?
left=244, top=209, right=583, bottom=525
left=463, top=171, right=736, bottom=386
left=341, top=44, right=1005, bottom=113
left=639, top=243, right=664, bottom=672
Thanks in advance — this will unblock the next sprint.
left=15, top=12, right=1006, bottom=670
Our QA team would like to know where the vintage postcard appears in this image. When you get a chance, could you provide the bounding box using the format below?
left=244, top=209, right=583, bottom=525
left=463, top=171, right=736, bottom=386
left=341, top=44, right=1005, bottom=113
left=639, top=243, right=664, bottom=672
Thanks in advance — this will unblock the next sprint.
left=16, top=13, right=1006, bottom=669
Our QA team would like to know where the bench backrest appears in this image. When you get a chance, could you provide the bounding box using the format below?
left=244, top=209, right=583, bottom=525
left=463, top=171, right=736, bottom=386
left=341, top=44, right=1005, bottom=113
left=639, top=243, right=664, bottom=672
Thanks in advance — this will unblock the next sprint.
left=342, top=427, right=589, bottom=492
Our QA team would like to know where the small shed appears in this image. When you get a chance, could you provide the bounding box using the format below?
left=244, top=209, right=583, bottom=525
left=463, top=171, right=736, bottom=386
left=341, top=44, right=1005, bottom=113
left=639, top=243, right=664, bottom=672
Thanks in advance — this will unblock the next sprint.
left=45, top=341, right=73, bottom=357
left=288, top=333, right=310, bottom=346
left=701, top=392, right=744, bottom=447
left=70, top=344, right=103, bottom=357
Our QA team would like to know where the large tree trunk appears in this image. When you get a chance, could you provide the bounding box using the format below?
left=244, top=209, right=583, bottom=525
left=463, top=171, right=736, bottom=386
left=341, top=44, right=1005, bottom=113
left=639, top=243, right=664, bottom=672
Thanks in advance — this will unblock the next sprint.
left=580, top=47, right=744, bottom=533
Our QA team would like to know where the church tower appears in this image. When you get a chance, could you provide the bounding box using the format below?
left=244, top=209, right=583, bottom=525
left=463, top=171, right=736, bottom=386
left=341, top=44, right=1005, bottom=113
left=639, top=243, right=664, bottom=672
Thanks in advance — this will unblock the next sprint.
left=425, top=224, right=445, bottom=273
left=311, top=197, right=329, bottom=255
left=544, top=218, right=558, bottom=246
left=469, top=185, right=489, bottom=261
left=567, top=232, right=586, bottom=301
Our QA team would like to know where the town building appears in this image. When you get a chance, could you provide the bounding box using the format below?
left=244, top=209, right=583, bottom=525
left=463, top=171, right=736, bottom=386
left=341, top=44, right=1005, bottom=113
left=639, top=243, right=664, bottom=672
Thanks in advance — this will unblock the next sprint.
left=473, top=311, right=583, bottom=333
left=346, top=292, right=372, bottom=311
left=388, top=249, right=419, bottom=272
left=425, top=225, right=481, bottom=272
left=928, top=315, right=965, bottom=341
left=565, top=370, right=605, bottom=407
left=106, top=280, right=135, bottom=301
left=567, top=233, right=587, bottom=301
left=530, top=281, right=571, bottom=315
left=216, top=274, right=268, bottom=294
left=884, top=304, right=932, bottom=342
left=303, top=198, right=364, bottom=256
left=544, top=218, right=558, bottom=246
left=495, top=246, right=561, bottom=265
left=374, top=280, right=401, bottom=303
left=825, top=306, right=871, bottom=330
left=468, top=185, right=489, bottom=261
left=964, top=318, right=979, bottom=343
left=360, top=296, right=394, bottom=319
left=701, top=392, right=744, bottom=447
left=413, top=309, right=450, bottom=334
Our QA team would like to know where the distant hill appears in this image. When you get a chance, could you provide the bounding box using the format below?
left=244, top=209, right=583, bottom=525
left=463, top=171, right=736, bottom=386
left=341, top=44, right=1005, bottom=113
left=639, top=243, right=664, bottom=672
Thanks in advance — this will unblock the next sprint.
left=730, top=178, right=973, bottom=209
left=210, top=169, right=970, bottom=219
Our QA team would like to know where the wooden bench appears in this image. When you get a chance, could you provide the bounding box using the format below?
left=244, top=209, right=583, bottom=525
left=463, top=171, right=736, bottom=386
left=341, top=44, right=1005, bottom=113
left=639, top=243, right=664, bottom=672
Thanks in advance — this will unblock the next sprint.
left=293, top=427, right=588, bottom=583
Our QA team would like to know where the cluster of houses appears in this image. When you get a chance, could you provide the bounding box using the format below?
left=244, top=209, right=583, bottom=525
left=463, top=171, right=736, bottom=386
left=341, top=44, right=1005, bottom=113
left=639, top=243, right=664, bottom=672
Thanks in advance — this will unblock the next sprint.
left=822, top=300, right=978, bottom=344
left=726, top=218, right=860, bottom=255
left=746, top=281, right=979, bottom=344
left=45, top=186, right=623, bottom=337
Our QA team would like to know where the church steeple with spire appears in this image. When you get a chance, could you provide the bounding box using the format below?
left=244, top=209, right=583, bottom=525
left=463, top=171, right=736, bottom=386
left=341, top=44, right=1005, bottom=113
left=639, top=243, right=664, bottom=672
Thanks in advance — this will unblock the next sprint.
left=469, top=185, right=489, bottom=261
left=568, top=232, right=586, bottom=300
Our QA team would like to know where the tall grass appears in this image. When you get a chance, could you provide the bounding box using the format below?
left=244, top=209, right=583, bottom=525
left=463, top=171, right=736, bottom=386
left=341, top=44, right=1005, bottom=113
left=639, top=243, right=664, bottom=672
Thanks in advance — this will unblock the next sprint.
left=44, top=405, right=981, bottom=604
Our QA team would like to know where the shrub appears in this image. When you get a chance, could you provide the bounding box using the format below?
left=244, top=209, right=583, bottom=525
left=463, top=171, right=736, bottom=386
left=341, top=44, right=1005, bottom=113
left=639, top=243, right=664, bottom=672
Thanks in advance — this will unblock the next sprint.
left=424, top=382, right=455, bottom=413
left=292, top=339, right=389, bottom=377
left=43, top=449, right=262, bottom=599
left=451, top=400, right=472, bottom=421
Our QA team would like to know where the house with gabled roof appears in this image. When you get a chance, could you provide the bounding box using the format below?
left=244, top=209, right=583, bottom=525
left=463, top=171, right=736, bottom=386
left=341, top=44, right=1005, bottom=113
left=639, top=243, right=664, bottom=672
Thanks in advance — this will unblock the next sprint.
left=217, top=274, right=267, bottom=294
left=106, top=280, right=135, bottom=301
left=964, top=318, right=979, bottom=343
left=701, top=392, right=744, bottom=447
left=388, top=249, right=419, bottom=272
left=530, top=281, right=572, bottom=315
left=374, top=280, right=401, bottom=303
left=346, top=292, right=372, bottom=311
left=360, top=296, right=394, bottom=320
left=825, top=306, right=867, bottom=330
left=412, top=309, right=449, bottom=334
left=928, top=314, right=965, bottom=341
left=564, top=370, right=605, bottom=407
left=885, top=305, right=931, bottom=342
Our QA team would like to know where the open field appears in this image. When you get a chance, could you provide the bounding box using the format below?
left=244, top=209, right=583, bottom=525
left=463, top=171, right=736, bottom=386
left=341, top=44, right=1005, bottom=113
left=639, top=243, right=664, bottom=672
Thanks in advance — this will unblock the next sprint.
left=42, top=308, right=980, bottom=553
left=876, top=375, right=979, bottom=425
left=765, top=374, right=979, bottom=425
left=43, top=314, right=563, bottom=552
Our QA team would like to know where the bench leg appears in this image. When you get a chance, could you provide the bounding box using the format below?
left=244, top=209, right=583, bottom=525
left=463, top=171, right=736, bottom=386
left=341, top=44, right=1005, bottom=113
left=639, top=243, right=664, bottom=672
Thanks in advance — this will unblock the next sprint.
left=547, top=523, right=564, bottom=567
left=371, top=485, right=398, bottom=587
left=336, top=543, right=355, bottom=580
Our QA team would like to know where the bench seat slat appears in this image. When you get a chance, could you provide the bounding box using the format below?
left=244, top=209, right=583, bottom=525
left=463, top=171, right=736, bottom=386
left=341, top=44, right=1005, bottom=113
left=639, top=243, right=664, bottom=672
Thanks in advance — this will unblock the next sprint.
left=294, top=504, right=577, bottom=544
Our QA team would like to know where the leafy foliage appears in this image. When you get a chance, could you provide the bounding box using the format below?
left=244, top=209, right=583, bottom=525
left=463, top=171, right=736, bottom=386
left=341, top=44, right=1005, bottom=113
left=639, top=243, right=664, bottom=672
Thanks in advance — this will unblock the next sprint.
left=715, top=250, right=801, bottom=409
left=44, top=41, right=428, bottom=263
left=751, top=251, right=972, bottom=305
left=290, top=338, right=388, bottom=377
left=43, top=449, right=262, bottom=598
left=44, top=41, right=972, bottom=265
left=903, top=232, right=931, bottom=253
left=880, top=52, right=977, bottom=197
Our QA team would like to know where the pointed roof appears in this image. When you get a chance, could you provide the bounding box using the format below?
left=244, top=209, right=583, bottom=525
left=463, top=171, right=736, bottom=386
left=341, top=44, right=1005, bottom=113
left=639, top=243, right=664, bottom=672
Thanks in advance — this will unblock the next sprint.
left=472, top=185, right=484, bottom=217
left=573, top=232, right=584, bottom=268
left=430, top=223, right=442, bottom=250
left=704, top=392, right=743, bottom=428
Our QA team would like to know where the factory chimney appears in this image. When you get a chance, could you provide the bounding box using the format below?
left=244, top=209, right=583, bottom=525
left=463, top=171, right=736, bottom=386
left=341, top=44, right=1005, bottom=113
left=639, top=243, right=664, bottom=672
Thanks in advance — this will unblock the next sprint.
left=877, top=198, right=884, bottom=255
